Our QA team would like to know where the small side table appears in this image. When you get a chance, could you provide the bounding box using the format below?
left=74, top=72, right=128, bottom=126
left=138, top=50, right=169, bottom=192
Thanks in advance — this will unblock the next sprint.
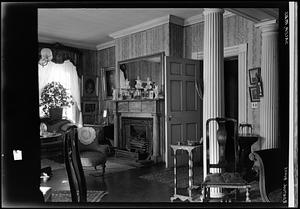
left=238, top=134, right=259, bottom=181
left=170, top=144, right=202, bottom=202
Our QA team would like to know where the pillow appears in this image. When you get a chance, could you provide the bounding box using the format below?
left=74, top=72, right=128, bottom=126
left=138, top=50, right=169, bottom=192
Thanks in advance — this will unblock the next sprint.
left=78, top=127, right=96, bottom=145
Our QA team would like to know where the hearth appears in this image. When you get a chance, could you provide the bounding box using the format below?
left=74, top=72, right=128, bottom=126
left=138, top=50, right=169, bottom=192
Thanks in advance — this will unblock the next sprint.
left=119, top=117, right=153, bottom=160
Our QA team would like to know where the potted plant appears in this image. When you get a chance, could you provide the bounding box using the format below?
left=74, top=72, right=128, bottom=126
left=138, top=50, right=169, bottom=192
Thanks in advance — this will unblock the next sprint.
left=40, top=81, right=74, bottom=120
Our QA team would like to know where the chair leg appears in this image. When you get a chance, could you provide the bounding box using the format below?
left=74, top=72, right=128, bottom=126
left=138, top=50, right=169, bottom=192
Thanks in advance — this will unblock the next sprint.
left=102, top=164, right=106, bottom=176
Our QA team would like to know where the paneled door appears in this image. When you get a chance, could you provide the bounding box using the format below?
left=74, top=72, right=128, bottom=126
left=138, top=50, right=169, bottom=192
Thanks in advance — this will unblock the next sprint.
left=165, top=56, right=202, bottom=168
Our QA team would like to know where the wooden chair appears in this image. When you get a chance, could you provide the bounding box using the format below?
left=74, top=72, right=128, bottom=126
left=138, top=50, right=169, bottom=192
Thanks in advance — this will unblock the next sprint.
left=63, top=125, right=87, bottom=202
left=201, top=117, right=251, bottom=202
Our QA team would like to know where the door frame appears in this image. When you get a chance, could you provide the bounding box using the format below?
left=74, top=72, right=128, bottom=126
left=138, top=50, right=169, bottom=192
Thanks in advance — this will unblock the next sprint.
left=192, top=43, right=248, bottom=125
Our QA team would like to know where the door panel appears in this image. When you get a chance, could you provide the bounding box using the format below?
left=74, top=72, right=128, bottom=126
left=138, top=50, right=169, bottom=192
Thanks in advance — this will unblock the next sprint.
left=170, top=80, right=182, bottom=111
left=186, top=81, right=196, bottom=111
left=165, top=56, right=202, bottom=168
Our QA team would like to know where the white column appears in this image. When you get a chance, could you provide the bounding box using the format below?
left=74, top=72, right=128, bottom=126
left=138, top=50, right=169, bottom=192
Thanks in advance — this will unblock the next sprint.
left=203, top=8, right=225, bottom=198
left=255, top=20, right=279, bottom=150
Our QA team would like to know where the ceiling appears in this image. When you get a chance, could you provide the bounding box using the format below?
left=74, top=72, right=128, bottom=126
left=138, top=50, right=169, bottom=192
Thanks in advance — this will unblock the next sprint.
left=38, top=8, right=278, bottom=50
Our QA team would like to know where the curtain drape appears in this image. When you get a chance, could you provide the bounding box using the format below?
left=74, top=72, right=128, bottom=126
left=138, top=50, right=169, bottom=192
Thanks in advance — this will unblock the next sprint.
left=39, top=60, right=82, bottom=127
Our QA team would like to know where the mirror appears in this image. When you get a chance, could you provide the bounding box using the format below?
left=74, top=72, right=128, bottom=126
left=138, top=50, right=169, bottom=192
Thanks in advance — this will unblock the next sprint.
left=118, top=53, right=164, bottom=100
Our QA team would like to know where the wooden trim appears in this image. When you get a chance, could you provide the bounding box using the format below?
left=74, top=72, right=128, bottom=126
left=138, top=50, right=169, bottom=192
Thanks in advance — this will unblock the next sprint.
left=183, top=10, right=235, bottom=26
left=110, top=15, right=184, bottom=39
left=96, top=40, right=115, bottom=51
left=192, top=43, right=248, bottom=125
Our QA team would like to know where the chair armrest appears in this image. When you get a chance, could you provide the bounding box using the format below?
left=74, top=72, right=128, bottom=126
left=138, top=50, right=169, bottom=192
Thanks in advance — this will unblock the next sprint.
left=249, top=148, right=282, bottom=202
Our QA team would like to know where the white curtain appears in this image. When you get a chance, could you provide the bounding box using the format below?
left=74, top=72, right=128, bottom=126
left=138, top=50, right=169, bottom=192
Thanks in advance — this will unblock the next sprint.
left=39, top=60, right=82, bottom=127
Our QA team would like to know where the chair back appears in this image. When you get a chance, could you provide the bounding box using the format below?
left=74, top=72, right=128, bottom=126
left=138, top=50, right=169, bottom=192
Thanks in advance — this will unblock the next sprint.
left=206, top=117, right=238, bottom=173
left=63, top=126, right=87, bottom=202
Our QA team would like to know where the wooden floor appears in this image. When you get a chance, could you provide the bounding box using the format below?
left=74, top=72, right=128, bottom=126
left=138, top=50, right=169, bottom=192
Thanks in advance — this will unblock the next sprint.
left=42, top=158, right=173, bottom=203
left=41, top=157, right=282, bottom=207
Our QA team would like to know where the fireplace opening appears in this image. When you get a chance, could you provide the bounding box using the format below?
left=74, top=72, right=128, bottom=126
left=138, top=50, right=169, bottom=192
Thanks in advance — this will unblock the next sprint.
left=118, top=117, right=153, bottom=160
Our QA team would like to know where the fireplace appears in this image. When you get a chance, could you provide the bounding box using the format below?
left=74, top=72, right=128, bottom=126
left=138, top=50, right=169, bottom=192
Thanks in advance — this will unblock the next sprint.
left=113, top=99, right=163, bottom=163
left=119, top=117, right=153, bottom=160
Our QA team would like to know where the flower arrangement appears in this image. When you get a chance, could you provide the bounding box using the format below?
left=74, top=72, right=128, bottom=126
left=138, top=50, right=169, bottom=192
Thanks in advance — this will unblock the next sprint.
left=40, top=81, right=74, bottom=116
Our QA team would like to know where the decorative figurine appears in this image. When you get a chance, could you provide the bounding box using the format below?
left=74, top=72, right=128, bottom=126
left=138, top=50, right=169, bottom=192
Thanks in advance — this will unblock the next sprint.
left=124, top=78, right=130, bottom=89
left=135, top=76, right=143, bottom=89
left=145, top=77, right=152, bottom=91
left=153, top=84, right=159, bottom=99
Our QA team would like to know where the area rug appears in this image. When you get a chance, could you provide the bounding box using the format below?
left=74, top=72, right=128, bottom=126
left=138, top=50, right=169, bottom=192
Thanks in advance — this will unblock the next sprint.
left=50, top=190, right=108, bottom=202
left=140, top=165, right=203, bottom=189
left=83, top=158, right=139, bottom=176
left=139, top=165, right=270, bottom=202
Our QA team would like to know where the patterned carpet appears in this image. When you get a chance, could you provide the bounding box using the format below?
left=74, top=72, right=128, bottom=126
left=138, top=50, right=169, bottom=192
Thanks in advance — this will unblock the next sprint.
left=50, top=190, right=108, bottom=202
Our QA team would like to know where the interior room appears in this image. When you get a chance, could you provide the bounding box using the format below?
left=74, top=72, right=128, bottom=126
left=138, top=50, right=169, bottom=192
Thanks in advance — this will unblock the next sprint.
left=2, top=1, right=298, bottom=208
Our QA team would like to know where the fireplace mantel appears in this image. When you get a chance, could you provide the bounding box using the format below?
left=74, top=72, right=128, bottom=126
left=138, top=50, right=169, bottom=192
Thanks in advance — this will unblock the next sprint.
left=112, top=98, right=164, bottom=163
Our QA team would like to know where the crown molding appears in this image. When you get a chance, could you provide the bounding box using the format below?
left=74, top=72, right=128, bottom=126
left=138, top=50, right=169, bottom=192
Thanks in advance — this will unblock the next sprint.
left=109, top=15, right=184, bottom=39
left=38, top=35, right=97, bottom=50
left=96, top=40, right=115, bottom=50
left=254, top=19, right=278, bottom=28
left=183, top=10, right=235, bottom=26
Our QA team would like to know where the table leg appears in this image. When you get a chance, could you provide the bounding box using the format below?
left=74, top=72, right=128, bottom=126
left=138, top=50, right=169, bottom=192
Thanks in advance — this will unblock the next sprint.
left=173, top=149, right=177, bottom=196
left=246, top=187, right=251, bottom=202
left=188, top=150, right=193, bottom=198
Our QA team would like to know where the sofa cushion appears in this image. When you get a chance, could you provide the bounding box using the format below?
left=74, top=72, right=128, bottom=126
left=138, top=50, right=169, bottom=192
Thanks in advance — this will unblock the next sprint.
left=80, top=151, right=106, bottom=167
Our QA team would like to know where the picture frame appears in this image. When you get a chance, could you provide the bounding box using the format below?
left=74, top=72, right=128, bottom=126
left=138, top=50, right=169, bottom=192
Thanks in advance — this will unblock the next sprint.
left=83, top=101, right=98, bottom=115
left=83, top=75, right=98, bottom=97
left=248, top=67, right=261, bottom=85
left=249, top=86, right=260, bottom=102
left=102, top=67, right=115, bottom=100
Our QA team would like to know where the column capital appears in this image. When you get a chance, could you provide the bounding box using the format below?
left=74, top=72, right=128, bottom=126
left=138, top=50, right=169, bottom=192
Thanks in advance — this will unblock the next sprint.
left=255, top=19, right=278, bottom=34
left=203, top=8, right=224, bottom=15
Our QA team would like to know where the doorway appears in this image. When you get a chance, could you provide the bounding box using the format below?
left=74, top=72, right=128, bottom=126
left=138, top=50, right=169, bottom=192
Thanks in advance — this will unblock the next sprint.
left=224, top=56, right=238, bottom=164
left=224, top=56, right=238, bottom=120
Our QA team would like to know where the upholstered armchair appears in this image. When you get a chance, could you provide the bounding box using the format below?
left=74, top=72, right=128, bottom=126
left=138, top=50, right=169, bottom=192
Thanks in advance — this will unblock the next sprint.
left=77, top=127, right=109, bottom=177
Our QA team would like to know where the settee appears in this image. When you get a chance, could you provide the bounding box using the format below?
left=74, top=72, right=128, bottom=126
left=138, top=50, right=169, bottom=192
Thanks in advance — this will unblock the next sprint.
left=249, top=148, right=283, bottom=202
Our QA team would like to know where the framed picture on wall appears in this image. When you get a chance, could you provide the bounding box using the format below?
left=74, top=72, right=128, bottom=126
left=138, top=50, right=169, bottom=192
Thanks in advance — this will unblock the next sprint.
left=102, top=67, right=115, bottom=100
left=249, top=67, right=261, bottom=85
left=249, top=86, right=260, bottom=102
left=83, top=101, right=98, bottom=115
left=83, top=75, right=98, bottom=97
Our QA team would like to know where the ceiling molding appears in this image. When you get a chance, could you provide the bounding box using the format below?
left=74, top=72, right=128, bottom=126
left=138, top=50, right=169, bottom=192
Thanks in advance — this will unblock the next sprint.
left=254, top=19, right=278, bottom=28
left=109, top=14, right=184, bottom=39
left=96, top=40, right=115, bottom=50
left=225, top=8, right=262, bottom=23
left=183, top=10, right=235, bottom=26
left=39, top=35, right=97, bottom=50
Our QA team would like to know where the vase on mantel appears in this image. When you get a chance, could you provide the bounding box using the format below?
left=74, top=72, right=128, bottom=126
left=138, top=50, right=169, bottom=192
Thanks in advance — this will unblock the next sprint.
left=49, top=107, right=63, bottom=120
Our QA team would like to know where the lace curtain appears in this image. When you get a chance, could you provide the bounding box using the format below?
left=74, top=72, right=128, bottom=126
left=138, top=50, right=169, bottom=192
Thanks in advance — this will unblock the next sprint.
left=39, top=60, right=82, bottom=127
